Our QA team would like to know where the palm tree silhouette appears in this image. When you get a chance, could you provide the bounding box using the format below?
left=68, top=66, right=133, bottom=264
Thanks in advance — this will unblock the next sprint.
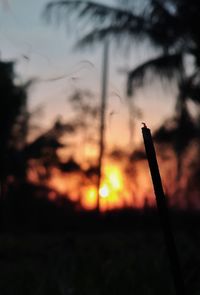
left=44, top=0, right=200, bottom=189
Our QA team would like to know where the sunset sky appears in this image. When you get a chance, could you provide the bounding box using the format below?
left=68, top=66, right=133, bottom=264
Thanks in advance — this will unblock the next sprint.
left=0, top=0, right=179, bottom=210
left=0, top=0, right=176, bottom=146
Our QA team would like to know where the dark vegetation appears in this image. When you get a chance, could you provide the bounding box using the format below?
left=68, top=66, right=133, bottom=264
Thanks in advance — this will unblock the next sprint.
left=0, top=57, right=200, bottom=294
left=1, top=226, right=200, bottom=295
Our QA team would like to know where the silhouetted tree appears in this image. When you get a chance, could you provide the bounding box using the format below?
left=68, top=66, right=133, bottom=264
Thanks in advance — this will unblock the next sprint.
left=0, top=59, right=78, bottom=197
left=0, top=60, right=29, bottom=198
left=68, top=90, right=100, bottom=147
left=0, top=59, right=81, bottom=229
left=25, top=118, right=75, bottom=184
left=43, top=0, right=200, bottom=209
left=44, top=0, right=200, bottom=156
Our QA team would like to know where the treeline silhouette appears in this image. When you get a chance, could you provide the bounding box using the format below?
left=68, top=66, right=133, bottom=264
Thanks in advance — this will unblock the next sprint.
left=0, top=60, right=77, bottom=231
left=1, top=57, right=200, bottom=232
left=2, top=0, right=200, bottom=231
left=44, top=0, right=200, bottom=210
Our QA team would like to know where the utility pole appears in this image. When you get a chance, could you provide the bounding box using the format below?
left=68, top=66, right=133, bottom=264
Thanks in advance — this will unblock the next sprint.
left=96, top=38, right=109, bottom=212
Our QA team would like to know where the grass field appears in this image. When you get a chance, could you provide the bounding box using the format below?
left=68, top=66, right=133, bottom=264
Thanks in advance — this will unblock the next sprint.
left=0, top=226, right=200, bottom=295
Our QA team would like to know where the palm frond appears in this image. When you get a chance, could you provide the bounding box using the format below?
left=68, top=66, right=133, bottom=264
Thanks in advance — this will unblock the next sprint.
left=154, top=108, right=197, bottom=149
left=44, top=1, right=142, bottom=24
left=188, top=85, right=200, bottom=104
left=178, top=71, right=200, bottom=104
left=76, top=24, right=147, bottom=48
left=44, top=0, right=146, bottom=44
left=127, top=53, right=183, bottom=96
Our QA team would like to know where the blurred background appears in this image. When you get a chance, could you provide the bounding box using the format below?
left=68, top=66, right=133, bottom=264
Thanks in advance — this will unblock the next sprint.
left=1, top=0, right=200, bottom=294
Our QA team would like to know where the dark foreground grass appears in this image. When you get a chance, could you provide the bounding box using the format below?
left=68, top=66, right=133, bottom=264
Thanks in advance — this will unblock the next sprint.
left=0, top=228, right=200, bottom=295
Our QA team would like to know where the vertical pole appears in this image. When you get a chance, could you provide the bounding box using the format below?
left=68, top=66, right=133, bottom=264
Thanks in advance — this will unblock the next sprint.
left=141, top=124, right=185, bottom=295
left=97, top=39, right=109, bottom=213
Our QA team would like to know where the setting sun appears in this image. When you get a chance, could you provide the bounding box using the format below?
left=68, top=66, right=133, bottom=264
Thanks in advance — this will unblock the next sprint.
left=80, top=163, right=133, bottom=211
left=99, top=184, right=109, bottom=198
left=38, top=160, right=153, bottom=211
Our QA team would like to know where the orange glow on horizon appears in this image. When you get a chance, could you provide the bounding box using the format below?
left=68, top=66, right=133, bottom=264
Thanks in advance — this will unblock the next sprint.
left=29, top=160, right=155, bottom=211
left=47, top=169, right=82, bottom=202
left=81, top=186, right=97, bottom=210
left=81, top=164, right=134, bottom=211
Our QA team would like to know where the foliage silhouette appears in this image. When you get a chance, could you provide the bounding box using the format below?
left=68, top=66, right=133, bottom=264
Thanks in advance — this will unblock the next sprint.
left=0, top=58, right=80, bottom=187
left=0, top=59, right=82, bottom=230
left=0, top=60, right=29, bottom=197
left=60, top=158, right=81, bottom=173
left=44, top=0, right=200, bottom=207
left=44, top=1, right=200, bottom=117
